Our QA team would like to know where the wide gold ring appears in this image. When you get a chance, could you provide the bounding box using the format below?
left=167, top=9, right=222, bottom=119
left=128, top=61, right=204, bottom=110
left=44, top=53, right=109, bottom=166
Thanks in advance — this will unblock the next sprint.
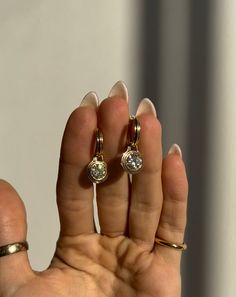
left=155, top=238, right=187, bottom=251
left=0, top=241, right=29, bottom=257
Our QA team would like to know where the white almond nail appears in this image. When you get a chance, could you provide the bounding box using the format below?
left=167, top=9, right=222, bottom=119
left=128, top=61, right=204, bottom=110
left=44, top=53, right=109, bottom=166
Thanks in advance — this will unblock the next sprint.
left=136, top=98, right=157, bottom=117
left=80, top=92, right=99, bottom=108
left=168, top=144, right=183, bottom=159
left=108, top=81, right=128, bottom=102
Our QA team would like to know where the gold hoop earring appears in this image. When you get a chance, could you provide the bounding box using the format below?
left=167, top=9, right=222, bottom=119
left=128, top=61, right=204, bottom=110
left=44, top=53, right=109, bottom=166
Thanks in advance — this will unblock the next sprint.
left=121, top=116, right=143, bottom=174
left=87, top=129, right=108, bottom=183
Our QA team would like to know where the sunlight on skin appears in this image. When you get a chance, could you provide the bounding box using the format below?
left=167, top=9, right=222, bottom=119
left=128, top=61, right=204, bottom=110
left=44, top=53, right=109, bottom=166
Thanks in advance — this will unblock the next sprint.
left=0, top=82, right=188, bottom=297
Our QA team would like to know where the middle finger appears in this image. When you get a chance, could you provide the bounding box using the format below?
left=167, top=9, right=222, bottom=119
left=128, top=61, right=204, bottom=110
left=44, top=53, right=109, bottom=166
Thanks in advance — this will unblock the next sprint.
left=96, top=82, right=130, bottom=237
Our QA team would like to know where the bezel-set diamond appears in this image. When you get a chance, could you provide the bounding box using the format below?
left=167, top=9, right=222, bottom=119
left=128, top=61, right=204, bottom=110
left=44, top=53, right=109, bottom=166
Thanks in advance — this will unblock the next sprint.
left=121, top=149, right=143, bottom=174
left=87, top=158, right=108, bottom=184
left=121, top=116, right=143, bottom=175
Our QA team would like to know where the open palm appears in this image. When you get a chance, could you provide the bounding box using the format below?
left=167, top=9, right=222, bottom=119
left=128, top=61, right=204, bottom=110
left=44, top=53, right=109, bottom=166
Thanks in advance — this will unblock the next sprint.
left=0, top=82, right=188, bottom=297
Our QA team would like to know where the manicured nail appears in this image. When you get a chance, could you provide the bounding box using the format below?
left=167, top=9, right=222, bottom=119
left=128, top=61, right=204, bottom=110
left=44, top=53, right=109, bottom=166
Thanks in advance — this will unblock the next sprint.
left=168, top=144, right=182, bottom=159
left=80, top=92, right=99, bottom=108
left=108, top=81, right=128, bottom=102
left=136, top=98, right=157, bottom=117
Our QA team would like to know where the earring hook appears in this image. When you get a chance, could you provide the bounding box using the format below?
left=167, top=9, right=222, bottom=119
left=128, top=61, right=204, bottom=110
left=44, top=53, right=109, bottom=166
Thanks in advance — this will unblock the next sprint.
left=128, top=116, right=141, bottom=148
left=95, top=128, right=104, bottom=157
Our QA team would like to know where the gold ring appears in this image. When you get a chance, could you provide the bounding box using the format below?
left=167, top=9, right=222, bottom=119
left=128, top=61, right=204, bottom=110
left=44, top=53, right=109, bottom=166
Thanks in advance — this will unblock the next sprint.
left=0, top=241, right=29, bottom=257
left=155, top=237, right=187, bottom=251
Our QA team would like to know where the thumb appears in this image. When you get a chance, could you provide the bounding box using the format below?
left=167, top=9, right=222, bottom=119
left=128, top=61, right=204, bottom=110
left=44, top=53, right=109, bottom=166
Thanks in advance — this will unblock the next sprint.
left=0, top=180, right=33, bottom=294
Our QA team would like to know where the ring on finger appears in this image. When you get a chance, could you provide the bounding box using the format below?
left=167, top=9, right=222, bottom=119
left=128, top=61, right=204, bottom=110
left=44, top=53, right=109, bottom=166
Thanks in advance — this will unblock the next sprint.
left=155, top=237, right=187, bottom=251
left=0, top=241, right=29, bottom=257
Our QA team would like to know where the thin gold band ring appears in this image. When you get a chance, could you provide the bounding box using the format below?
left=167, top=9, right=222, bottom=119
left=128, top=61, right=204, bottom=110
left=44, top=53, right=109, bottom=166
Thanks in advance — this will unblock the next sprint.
left=0, top=241, right=29, bottom=257
left=155, top=238, right=187, bottom=251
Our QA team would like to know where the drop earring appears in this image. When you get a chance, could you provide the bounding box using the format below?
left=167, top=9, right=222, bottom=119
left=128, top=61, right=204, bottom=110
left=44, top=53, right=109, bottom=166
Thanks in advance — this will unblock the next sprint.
left=87, top=129, right=108, bottom=183
left=121, top=116, right=143, bottom=174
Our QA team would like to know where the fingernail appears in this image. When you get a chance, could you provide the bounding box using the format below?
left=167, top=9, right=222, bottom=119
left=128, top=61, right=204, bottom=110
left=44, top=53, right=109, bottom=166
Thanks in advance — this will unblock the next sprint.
left=136, top=98, right=157, bottom=117
left=108, top=80, right=128, bottom=102
left=80, top=92, right=99, bottom=108
left=168, top=144, right=182, bottom=159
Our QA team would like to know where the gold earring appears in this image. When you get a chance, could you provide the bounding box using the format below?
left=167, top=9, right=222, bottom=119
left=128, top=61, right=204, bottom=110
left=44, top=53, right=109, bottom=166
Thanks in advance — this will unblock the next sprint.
left=121, top=116, right=143, bottom=174
left=87, top=129, right=108, bottom=183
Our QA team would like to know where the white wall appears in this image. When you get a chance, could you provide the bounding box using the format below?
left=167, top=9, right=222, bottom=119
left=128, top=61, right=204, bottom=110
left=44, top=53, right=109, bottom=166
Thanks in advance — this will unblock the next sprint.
left=206, top=1, right=236, bottom=296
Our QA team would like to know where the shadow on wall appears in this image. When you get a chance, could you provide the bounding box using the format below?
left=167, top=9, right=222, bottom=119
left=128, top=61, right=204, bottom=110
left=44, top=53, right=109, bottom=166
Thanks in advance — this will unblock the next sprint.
left=139, top=1, right=212, bottom=297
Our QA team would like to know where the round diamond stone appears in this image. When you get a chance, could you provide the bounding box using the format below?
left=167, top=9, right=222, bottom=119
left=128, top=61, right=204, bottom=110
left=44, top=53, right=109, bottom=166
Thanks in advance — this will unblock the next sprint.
left=121, top=150, right=143, bottom=173
left=127, top=152, right=142, bottom=170
left=88, top=160, right=107, bottom=183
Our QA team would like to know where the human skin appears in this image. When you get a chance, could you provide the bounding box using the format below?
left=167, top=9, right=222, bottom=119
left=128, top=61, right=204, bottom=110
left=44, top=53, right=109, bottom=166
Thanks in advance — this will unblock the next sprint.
left=0, top=82, right=188, bottom=297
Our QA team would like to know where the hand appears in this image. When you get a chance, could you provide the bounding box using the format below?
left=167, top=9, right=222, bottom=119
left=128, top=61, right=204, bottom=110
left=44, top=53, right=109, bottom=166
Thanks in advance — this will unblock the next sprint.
left=0, top=82, right=188, bottom=297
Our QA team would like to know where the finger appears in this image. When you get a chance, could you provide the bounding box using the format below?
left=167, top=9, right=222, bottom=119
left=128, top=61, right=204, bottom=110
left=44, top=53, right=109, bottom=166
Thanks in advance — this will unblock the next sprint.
left=155, top=144, right=188, bottom=264
left=96, top=81, right=130, bottom=237
left=0, top=180, right=33, bottom=295
left=129, top=99, right=163, bottom=248
left=56, top=92, right=98, bottom=236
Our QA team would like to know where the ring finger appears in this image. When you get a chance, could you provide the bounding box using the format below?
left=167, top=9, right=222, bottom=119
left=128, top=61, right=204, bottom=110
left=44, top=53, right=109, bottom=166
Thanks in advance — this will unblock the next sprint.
left=129, top=99, right=163, bottom=249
